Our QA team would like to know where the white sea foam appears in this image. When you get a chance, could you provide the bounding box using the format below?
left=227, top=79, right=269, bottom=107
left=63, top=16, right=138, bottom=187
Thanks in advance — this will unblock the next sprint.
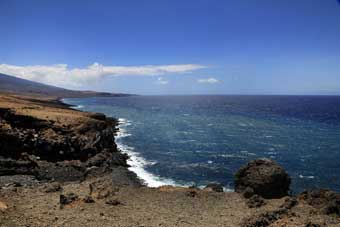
left=238, top=123, right=248, bottom=127
left=73, top=105, right=84, bottom=109
left=116, top=118, right=188, bottom=188
left=299, top=175, right=315, bottom=179
left=117, top=118, right=234, bottom=191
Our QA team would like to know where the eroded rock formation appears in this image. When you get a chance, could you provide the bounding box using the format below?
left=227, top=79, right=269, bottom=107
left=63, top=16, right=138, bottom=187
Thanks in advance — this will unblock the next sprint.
left=235, top=158, right=291, bottom=199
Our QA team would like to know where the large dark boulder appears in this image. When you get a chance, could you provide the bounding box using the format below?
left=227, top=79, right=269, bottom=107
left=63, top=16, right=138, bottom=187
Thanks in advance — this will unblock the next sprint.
left=235, top=158, right=291, bottom=199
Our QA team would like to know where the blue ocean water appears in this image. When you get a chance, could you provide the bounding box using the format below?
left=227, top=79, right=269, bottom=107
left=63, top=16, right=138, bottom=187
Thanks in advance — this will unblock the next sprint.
left=63, top=95, right=340, bottom=193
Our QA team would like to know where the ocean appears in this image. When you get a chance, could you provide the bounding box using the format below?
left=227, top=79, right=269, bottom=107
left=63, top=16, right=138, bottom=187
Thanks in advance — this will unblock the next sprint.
left=63, top=95, right=340, bottom=193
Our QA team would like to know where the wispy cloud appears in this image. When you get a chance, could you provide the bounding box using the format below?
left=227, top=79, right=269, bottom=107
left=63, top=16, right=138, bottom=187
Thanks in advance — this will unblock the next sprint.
left=156, top=77, right=169, bottom=85
left=0, top=63, right=206, bottom=88
left=197, top=77, right=219, bottom=84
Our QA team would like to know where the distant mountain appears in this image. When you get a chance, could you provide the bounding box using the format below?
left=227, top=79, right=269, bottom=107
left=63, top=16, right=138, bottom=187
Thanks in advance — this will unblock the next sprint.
left=0, top=73, right=129, bottom=98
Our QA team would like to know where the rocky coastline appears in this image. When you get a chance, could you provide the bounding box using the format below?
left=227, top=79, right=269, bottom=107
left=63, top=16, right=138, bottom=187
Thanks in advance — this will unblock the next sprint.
left=0, top=94, right=339, bottom=226
left=0, top=95, right=140, bottom=186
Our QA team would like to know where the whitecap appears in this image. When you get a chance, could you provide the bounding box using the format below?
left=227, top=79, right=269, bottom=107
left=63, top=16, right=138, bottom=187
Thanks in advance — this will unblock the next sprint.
left=221, top=154, right=244, bottom=159
left=73, top=105, right=84, bottom=109
left=116, top=118, right=186, bottom=188
left=118, top=118, right=132, bottom=127
left=240, top=150, right=256, bottom=156
left=299, top=175, right=315, bottom=179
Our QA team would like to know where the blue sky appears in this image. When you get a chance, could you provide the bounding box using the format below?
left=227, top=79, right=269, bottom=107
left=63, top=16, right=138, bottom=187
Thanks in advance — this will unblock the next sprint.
left=0, top=0, right=340, bottom=95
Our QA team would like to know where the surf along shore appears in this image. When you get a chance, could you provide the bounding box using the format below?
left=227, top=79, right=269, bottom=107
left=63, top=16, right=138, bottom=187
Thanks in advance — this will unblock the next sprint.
left=0, top=93, right=339, bottom=227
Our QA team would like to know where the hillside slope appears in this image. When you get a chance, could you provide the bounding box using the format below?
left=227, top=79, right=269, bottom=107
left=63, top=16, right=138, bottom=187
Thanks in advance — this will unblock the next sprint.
left=0, top=73, right=128, bottom=98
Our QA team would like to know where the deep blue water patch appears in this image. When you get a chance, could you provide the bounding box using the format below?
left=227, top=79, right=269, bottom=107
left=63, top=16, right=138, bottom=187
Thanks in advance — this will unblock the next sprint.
left=64, top=95, right=340, bottom=193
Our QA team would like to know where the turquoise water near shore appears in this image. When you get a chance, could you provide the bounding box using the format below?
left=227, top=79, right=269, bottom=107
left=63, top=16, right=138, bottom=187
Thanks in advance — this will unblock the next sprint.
left=63, top=95, right=340, bottom=193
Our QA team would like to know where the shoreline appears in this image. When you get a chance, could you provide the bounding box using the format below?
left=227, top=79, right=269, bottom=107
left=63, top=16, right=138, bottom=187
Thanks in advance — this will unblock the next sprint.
left=0, top=93, right=142, bottom=186
left=116, top=117, right=188, bottom=188
left=63, top=95, right=185, bottom=188
left=1, top=94, right=339, bottom=226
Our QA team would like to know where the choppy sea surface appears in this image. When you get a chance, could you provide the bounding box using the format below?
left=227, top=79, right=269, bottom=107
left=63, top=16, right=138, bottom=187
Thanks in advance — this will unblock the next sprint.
left=63, top=95, right=340, bottom=193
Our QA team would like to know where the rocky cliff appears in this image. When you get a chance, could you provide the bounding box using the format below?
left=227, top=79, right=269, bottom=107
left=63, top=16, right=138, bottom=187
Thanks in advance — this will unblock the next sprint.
left=0, top=94, right=140, bottom=185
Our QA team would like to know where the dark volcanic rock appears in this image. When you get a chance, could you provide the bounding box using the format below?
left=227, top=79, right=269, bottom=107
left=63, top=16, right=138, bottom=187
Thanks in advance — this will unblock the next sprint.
left=280, top=197, right=298, bottom=210
left=84, top=195, right=95, bottom=203
left=0, top=158, right=37, bottom=176
left=235, top=158, right=291, bottom=199
left=204, top=183, right=224, bottom=192
left=105, top=199, right=121, bottom=206
left=0, top=175, right=38, bottom=188
left=60, top=192, right=79, bottom=207
left=36, top=161, right=85, bottom=182
left=246, top=195, right=266, bottom=208
left=0, top=107, right=118, bottom=163
left=242, top=208, right=289, bottom=227
left=242, top=187, right=255, bottom=199
left=88, top=112, right=106, bottom=121
left=0, top=106, right=130, bottom=183
left=111, top=166, right=142, bottom=187
left=0, top=108, right=49, bottom=129
left=185, top=189, right=198, bottom=197
left=299, top=189, right=340, bottom=216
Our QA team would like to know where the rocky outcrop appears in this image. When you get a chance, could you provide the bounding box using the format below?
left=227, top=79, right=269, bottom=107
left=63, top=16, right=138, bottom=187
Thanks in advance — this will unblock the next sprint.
left=235, top=158, right=291, bottom=199
left=299, top=189, right=340, bottom=216
left=0, top=106, right=136, bottom=185
left=60, top=192, right=79, bottom=208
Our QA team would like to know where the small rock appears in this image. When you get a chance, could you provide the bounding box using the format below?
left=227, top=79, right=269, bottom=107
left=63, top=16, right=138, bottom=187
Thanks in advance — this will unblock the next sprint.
left=44, top=182, right=62, bottom=193
left=204, top=183, right=224, bottom=192
left=60, top=193, right=78, bottom=207
left=84, top=195, right=95, bottom=203
left=280, top=197, right=298, bottom=209
left=246, top=195, right=266, bottom=208
left=105, top=199, right=121, bottom=206
left=185, top=190, right=198, bottom=197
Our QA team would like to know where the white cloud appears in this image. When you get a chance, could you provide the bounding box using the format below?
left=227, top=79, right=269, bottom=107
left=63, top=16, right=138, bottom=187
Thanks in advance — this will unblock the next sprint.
left=0, top=63, right=206, bottom=88
left=156, top=77, right=169, bottom=85
left=197, top=77, right=219, bottom=84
